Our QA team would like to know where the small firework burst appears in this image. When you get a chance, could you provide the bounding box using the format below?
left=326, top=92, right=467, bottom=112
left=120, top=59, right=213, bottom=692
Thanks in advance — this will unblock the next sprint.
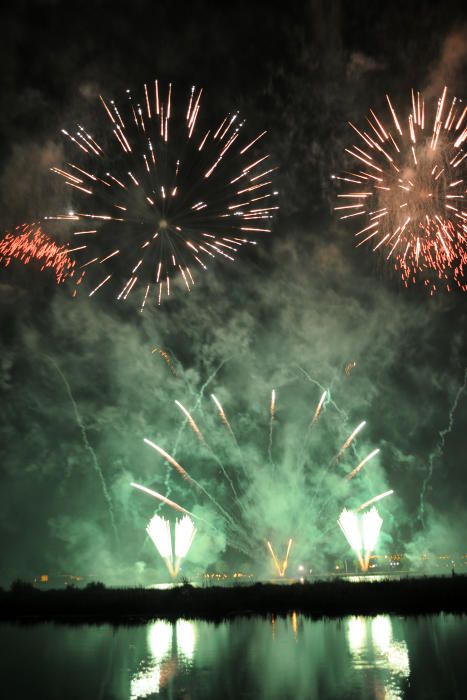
left=47, top=80, right=278, bottom=310
left=0, top=222, right=82, bottom=285
left=334, top=88, right=466, bottom=293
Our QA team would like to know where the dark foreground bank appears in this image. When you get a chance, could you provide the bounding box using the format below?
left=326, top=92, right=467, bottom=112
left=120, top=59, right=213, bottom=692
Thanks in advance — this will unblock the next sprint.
left=1, top=575, right=467, bottom=623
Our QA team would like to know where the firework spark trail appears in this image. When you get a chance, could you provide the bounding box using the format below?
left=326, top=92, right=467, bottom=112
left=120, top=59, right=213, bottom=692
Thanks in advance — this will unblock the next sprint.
left=176, top=399, right=240, bottom=500
left=347, top=448, right=380, bottom=480
left=158, top=359, right=226, bottom=508
left=0, top=223, right=81, bottom=285
left=131, top=482, right=220, bottom=539
left=337, top=421, right=367, bottom=460
left=210, top=393, right=247, bottom=474
left=152, top=346, right=177, bottom=376
left=356, top=489, right=394, bottom=512
left=144, top=364, right=253, bottom=555
left=334, top=87, right=467, bottom=293
left=140, top=377, right=390, bottom=561
left=144, top=436, right=250, bottom=549
left=175, top=401, right=206, bottom=443
left=418, top=367, right=467, bottom=525
left=312, top=419, right=368, bottom=518
left=297, top=389, right=328, bottom=471
left=131, top=482, right=193, bottom=515
left=268, top=389, right=276, bottom=467
left=48, top=80, right=278, bottom=308
left=311, top=390, right=327, bottom=426
left=267, top=538, right=293, bottom=577
left=266, top=541, right=282, bottom=575
left=144, top=438, right=193, bottom=481
left=47, top=357, right=120, bottom=547
left=297, top=366, right=361, bottom=461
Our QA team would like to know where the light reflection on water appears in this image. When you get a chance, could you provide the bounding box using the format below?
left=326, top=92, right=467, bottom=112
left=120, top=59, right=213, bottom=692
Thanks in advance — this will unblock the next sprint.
left=1, top=613, right=466, bottom=699
left=346, top=616, right=410, bottom=699
left=130, top=620, right=196, bottom=699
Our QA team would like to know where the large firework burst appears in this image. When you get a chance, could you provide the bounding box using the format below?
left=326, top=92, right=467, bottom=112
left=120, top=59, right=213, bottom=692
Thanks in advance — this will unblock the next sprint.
left=334, top=88, right=466, bottom=292
left=47, top=80, right=278, bottom=309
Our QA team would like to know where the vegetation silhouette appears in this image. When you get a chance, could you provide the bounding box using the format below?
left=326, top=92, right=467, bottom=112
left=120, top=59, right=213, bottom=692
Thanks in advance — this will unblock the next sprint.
left=1, top=575, right=467, bottom=623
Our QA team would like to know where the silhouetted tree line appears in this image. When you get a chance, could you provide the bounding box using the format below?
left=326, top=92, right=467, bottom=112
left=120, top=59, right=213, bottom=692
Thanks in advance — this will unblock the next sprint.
left=1, top=575, right=466, bottom=623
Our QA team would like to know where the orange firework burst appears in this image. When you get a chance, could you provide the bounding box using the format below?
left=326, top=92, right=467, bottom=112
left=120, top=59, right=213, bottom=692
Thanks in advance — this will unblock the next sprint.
left=47, top=80, right=278, bottom=310
left=334, top=87, right=467, bottom=293
left=0, top=223, right=81, bottom=285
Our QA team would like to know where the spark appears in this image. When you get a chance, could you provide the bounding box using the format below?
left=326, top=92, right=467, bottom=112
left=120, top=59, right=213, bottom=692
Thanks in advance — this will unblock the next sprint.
left=337, top=421, right=366, bottom=458
left=144, top=438, right=193, bottom=482
left=357, top=490, right=394, bottom=512
left=175, top=400, right=205, bottom=443
left=347, top=448, right=380, bottom=480
left=335, top=88, right=467, bottom=293
left=151, top=346, right=177, bottom=375
left=311, top=390, right=327, bottom=425
left=130, top=482, right=193, bottom=516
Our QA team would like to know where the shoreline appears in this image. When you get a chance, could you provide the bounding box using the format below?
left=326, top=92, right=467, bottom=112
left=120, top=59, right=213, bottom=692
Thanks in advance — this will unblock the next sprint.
left=1, top=575, right=466, bottom=624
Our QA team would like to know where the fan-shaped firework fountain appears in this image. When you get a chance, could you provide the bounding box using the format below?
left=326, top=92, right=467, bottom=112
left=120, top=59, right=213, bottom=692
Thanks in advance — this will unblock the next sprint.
left=146, top=513, right=197, bottom=577
left=46, top=80, right=278, bottom=309
left=338, top=507, right=384, bottom=571
left=132, top=381, right=394, bottom=575
left=334, top=88, right=466, bottom=293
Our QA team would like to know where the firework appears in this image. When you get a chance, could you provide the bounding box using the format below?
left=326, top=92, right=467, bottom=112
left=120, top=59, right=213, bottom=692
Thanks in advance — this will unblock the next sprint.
left=267, top=538, right=293, bottom=577
left=347, top=448, right=380, bottom=480
left=47, top=80, right=278, bottom=309
left=137, top=383, right=392, bottom=568
left=152, top=346, right=177, bottom=376
left=147, top=514, right=174, bottom=576
left=0, top=223, right=81, bottom=285
left=357, top=489, right=394, bottom=512
left=131, top=482, right=193, bottom=516
left=337, top=509, right=364, bottom=570
left=174, top=515, right=197, bottom=574
left=344, top=361, right=357, bottom=377
left=361, top=507, right=383, bottom=570
left=337, top=420, right=366, bottom=459
left=338, top=506, right=383, bottom=571
left=334, top=88, right=467, bottom=292
left=146, top=513, right=196, bottom=578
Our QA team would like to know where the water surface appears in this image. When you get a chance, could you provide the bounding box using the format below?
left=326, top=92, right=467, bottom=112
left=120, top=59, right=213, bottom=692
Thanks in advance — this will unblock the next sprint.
left=2, top=614, right=466, bottom=699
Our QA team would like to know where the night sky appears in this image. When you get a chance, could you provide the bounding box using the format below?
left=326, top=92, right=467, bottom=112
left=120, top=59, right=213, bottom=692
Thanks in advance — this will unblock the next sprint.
left=0, top=0, right=466, bottom=585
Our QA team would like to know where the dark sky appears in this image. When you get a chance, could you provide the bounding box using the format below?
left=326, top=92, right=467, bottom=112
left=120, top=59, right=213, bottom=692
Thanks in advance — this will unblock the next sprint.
left=0, top=0, right=466, bottom=584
